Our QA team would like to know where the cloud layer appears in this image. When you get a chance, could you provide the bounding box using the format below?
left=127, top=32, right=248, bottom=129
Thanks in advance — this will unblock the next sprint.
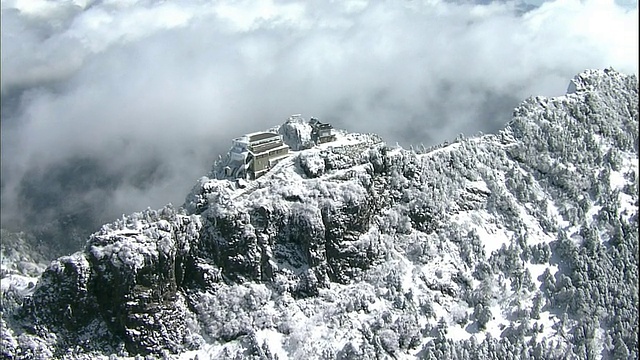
left=1, top=0, right=638, bottom=247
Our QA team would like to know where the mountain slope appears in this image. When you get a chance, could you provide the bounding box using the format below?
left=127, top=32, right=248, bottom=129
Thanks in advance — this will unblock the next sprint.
left=1, top=68, right=637, bottom=359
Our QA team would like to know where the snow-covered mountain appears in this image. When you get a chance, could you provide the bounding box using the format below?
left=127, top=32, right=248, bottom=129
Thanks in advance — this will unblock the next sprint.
left=1, top=68, right=637, bottom=359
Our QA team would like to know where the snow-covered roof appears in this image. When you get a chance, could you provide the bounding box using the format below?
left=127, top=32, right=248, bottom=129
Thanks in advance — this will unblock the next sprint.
left=248, top=131, right=279, bottom=142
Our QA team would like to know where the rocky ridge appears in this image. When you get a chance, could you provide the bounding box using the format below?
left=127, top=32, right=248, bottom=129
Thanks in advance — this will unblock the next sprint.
left=0, top=68, right=638, bottom=359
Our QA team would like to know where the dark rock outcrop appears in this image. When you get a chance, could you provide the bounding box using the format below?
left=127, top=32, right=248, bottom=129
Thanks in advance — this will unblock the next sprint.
left=16, top=206, right=203, bottom=356
left=85, top=207, right=202, bottom=354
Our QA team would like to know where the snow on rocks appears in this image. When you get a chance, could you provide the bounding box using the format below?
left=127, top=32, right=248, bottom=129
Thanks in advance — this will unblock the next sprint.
left=3, top=69, right=638, bottom=359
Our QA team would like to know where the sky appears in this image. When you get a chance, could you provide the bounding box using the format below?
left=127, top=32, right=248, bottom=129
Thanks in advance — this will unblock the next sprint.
left=1, top=0, right=638, bottom=245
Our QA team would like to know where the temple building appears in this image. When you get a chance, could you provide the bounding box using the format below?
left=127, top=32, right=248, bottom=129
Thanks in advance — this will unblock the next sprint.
left=222, top=116, right=336, bottom=180
left=224, top=131, right=289, bottom=180
left=310, top=118, right=336, bottom=144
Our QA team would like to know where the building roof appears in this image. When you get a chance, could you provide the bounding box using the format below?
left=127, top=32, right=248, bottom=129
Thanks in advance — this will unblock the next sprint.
left=248, top=132, right=279, bottom=142
left=248, top=142, right=288, bottom=154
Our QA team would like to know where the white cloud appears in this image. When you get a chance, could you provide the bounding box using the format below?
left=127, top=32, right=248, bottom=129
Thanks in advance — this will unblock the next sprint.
left=1, top=0, right=637, bottom=241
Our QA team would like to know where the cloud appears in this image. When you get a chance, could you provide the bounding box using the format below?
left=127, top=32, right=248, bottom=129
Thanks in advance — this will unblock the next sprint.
left=1, top=0, right=637, bottom=251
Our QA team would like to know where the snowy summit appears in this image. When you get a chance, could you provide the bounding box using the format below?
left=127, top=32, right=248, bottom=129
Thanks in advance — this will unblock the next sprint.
left=1, top=69, right=638, bottom=360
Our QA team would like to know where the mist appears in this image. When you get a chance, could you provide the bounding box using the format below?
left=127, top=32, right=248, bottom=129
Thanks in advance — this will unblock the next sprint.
left=1, top=0, right=637, bottom=254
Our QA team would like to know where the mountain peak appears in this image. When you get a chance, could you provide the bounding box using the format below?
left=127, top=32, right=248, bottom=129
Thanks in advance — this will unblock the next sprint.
left=567, top=68, right=636, bottom=94
left=2, top=69, right=638, bottom=359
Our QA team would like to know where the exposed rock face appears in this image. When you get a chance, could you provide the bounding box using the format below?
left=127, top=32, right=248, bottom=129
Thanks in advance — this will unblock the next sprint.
left=14, top=206, right=204, bottom=356
left=322, top=197, right=382, bottom=283
left=23, top=253, right=98, bottom=331
left=85, top=208, right=202, bottom=354
left=2, top=69, right=638, bottom=359
left=16, top=253, right=117, bottom=358
left=278, top=115, right=315, bottom=151
left=298, top=151, right=326, bottom=177
left=195, top=142, right=386, bottom=289
left=6, top=134, right=391, bottom=355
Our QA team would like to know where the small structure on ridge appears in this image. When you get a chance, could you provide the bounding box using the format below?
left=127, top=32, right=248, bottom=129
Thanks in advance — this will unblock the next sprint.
left=224, top=131, right=289, bottom=180
left=309, top=118, right=336, bottom=144
left=220, top=115, right=336, bottom=180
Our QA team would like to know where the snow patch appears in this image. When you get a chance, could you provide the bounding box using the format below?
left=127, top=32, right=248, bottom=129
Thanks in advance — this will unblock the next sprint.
left=467, top=180, right=490, bottom=194
left=446, top=323, right=473, bottom=341
left=546, top=200, right=569, bottom=230
left=1, top=274, right=39, bottom=297
left=483, top=304, right=507, bottom=339
left=536, top=311, right=558, bottom=340
left=255, top=329, right=288, bottom=359
left=619, top=192, right=637, bottom=218
left=527, top=263, right=558, bottom=288
left=451, top=210, right=513, bottom=256
left=609, top=170, right=627, bottom=190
